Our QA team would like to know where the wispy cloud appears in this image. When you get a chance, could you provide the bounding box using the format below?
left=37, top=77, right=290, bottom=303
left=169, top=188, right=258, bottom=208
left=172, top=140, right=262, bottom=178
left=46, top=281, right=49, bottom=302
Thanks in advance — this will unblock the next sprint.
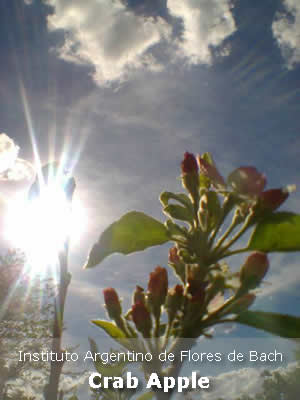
left=259, top=253, right=300, bottom=298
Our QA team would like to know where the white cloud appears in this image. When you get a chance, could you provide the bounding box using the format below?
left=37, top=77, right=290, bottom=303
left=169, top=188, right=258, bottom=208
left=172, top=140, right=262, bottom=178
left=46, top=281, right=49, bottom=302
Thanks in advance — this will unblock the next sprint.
left=260, top=253, right=300, bottom=298
left=46, top=0, right=171, bottom=85
left=43, top=0, right=237, bottom=85
left=188, top=363, right=298, bottom=399
left=0, top=133, right=34, bottom=181
left=203, top=368, right=264, bottom=399
left=272, top=0, right=300, bottom=69
left=0, top=133, right=19, bottom=174
left=167, top=0, right=236, bottom=65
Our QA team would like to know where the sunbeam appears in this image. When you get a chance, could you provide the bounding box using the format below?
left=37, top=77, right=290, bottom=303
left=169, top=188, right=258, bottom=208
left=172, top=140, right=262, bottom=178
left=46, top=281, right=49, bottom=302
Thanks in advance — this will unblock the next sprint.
left=5, top=170, right=86, bottom=276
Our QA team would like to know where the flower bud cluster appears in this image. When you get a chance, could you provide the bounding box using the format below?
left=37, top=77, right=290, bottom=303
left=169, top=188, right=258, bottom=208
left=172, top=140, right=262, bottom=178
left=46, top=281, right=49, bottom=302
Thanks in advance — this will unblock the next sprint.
left=103, top=266, right=170, bottom=338
left=102, top=252, right=269, bottom=341
left=99, top=152, right=295, bottom=346
left=180, top=152, right=290, bottom=224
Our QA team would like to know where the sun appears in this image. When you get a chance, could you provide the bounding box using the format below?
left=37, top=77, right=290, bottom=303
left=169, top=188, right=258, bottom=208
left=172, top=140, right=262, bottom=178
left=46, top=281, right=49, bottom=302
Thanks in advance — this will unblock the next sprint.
left=5, top=183, right=86, bottom=274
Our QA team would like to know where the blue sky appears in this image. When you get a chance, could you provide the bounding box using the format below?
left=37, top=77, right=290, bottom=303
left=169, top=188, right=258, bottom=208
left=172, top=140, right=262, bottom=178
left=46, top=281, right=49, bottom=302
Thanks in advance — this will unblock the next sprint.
left=1, top=0, right=300, bottom=398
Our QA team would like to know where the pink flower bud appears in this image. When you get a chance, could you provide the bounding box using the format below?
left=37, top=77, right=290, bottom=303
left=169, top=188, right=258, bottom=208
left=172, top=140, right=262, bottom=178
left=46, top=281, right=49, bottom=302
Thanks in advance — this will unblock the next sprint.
left=181, top=153, right=200, bottom=202
left=133, top=285, right=145, bottom=304
left=228, top=166, right=266, bottom=196
left=181, top=152, right=198, bottom=174
left=168, top=247, right=180, bottom=264
left=103, top=288, right=122, bottom=320
left=230, top=294, right=256, bottom=314
left=131, top=301, right=152, bottom=337
left=148, top=266, right=168, bottom=306
left=259, top=189, right=289, bottom=211
left=240, top=252, right=269, bottom=290
left=174, top=284, right=184, bottom=296
left=166, top=285, right=184, bottom=322
left=198, top=156, right=225, bottom=187
left=166, top=285, right=184, bottom=312
left=168, top=247, right=185, bottom=281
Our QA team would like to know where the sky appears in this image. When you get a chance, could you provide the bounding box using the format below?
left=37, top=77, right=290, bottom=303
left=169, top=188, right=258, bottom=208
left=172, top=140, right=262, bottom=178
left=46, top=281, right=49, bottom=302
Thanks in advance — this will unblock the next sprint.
left=0, top=0, right=300, bottom=398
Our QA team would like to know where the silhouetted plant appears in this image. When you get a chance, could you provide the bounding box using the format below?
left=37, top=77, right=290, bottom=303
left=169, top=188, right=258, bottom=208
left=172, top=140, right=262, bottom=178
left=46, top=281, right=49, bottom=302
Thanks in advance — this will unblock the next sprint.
left=85, top=152, right=300, bottom=399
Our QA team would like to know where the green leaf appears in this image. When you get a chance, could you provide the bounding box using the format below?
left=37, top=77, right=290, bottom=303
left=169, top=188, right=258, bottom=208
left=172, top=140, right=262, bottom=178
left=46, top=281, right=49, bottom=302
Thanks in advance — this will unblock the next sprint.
left=84, top=211, right=170, bottom=268
left=163, top=204, right=193, bottom=223
left=160, top=191, right=192, bottom=209
left=199, top=173, right=210, bottom=189
left=236, top=311, right=300, bottom=338
left=202, top=152, right=214, bottom=165
left=204, top=191, right=222, bottom=229
left=248, top=212, right=300, bottom=252
left=164, top=220, right=188, bottom=244
left=199, top=152, right=215, bottom=189
left=92, top=320, right=127, bottom=339
left=158, top=323, right=167, bottom=336
left=136, top=393, right=155, bottom=400
left=89, top=338, right=127, bottom=377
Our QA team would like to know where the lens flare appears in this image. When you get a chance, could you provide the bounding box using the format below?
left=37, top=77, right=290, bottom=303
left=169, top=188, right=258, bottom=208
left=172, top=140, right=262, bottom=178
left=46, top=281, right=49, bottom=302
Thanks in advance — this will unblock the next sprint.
left=5, top=185, right=86, bottom=274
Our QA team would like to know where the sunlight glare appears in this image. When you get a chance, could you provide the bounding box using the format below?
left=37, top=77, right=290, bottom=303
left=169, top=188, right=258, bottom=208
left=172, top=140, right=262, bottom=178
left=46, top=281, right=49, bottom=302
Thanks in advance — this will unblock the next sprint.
left=5, top=185, right=86, bottom=274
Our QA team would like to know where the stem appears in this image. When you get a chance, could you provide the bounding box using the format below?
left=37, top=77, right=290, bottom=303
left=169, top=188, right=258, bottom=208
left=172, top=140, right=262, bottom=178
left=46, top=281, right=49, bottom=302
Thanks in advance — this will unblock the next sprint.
left=222, top=247, right=249, bottom=258
left=201, top=295, right=237, bottom=328
left=116, top=316, right=134, bottom=338
left=193, top=199, right=200, bottom=230
left=214, top=218, right=239, bottom=252
left=208, top=195, right=235, bottom=247
left=208, top=215, right=225, bottom=247
left=154, top=313, right=161, bottom=338
left=163, top=320, right=173, bottom=350
left=216, top=213, right=254, bottom=257
left=158, top=338, right=197, bottom=400
left=44, top=241, right=70, bottom=400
